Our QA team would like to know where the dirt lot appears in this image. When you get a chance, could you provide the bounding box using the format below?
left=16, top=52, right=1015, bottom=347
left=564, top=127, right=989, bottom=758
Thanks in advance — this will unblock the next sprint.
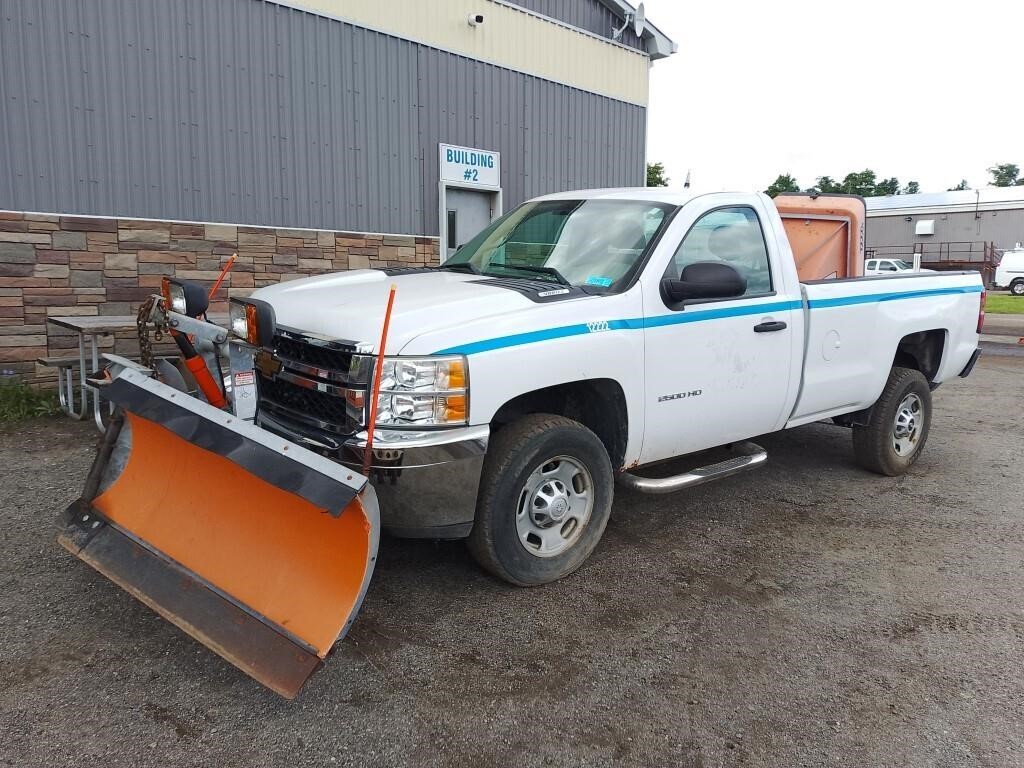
left=2, top=352, right=1022, bottom=768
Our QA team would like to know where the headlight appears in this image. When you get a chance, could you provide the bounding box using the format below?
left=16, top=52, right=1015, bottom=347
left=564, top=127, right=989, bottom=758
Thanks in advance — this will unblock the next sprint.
left=359, top=356, right=468, bottom=426
left=161, top=277, right=208, bottom=318
left=228, top=298, right=276, bottom=346
left=228, top=300, right=255, bottom=343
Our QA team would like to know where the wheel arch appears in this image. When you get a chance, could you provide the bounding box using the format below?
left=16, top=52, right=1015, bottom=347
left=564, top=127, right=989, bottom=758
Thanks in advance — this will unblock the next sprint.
left=489, top=379, right=628, bottom=470
left=835, top=332, right=945, bottom=429
left=893, top=328, right=947, bottom=383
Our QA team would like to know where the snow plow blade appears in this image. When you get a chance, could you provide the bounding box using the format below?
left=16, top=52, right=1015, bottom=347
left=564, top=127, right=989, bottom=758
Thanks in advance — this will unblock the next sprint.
left=58, top=367, right=379, bottom=699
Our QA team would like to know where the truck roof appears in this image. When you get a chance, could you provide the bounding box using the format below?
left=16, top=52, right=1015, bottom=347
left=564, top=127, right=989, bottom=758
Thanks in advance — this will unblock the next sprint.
left=533, top=187, right=716, bottom=205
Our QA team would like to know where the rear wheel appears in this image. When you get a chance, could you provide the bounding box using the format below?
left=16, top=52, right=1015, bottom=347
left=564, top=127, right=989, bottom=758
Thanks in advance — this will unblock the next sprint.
left=1010, top=280, right=1024, bottom=297
left=852, top=366, right=932, bottom=476
left=468, top=414, right=614, bottom=586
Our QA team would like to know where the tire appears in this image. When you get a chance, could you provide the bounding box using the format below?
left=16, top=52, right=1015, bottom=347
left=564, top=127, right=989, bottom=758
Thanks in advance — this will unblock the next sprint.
left=852, top=366, right=932, bottom=476
left=468, top=414, right=614, bottom=586
left=1010, top=280, right=1024, bottom=297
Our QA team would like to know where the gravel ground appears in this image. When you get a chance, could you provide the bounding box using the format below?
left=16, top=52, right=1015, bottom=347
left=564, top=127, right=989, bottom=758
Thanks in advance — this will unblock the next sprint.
left=2, top=354, right=1022, bottom=767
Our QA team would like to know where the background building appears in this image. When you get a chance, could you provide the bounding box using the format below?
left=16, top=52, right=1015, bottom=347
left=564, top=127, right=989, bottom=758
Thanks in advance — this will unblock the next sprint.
left=0, top=0, right=674, bottom=384
left=866, top=188, right=1024, bottom=283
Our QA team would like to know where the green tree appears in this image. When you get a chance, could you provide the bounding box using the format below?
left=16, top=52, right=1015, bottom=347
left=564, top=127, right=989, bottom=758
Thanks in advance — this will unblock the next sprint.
left=874, top=177, right=900, bottom=196
left=764, top=173, right=801, bottom=197
left=987, top=163, right=1022, bottom=186
left=840, top=169, right=878, bottom=196
left=814, top=175, right=842, bottom=194
left=902, top=181, right=920, bottom=194
left=948, top=179, right=970, bottom=191
left=646, top=162, right=669, bottom=187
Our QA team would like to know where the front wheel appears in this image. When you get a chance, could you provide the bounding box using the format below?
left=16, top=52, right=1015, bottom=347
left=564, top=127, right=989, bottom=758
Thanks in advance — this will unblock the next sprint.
left=468, top=414, right=614, bottom=586
left=1010, top=280, right=1024, bottom=297
left=852, top=366, right=932, bottom=476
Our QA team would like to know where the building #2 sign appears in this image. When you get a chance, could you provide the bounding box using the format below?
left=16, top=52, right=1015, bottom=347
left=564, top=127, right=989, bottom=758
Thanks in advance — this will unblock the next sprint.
left=439, top=143, right=500, bottom=188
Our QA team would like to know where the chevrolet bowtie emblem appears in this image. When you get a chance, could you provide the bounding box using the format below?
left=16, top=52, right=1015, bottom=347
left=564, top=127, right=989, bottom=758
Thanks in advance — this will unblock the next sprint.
left=254, top=348, right=282, bottom=379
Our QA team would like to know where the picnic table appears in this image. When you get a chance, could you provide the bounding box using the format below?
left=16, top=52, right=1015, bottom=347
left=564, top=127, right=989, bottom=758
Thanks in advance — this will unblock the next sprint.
left=44, top=313, right=227, bottom=430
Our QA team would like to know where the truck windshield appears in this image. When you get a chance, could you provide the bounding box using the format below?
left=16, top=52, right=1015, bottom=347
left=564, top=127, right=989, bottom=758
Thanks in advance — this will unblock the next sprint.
left=444, top=199, right=676, bottom=290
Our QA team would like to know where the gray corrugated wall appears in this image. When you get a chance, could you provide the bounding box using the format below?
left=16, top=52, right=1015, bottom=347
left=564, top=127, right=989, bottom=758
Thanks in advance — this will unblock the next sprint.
left=867, top=210, right=1024, bottom=251
left=508, top=0, right=644, bottom=51
left=0, top=0, right=646, bottom=236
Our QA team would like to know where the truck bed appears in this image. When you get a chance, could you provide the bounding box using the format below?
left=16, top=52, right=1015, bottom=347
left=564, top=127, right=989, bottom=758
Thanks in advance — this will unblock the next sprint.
left=787, top=270, right=983, bottom=427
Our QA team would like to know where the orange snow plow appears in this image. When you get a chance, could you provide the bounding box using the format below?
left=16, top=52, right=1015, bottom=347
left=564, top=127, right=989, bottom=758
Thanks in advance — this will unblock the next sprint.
left=59, top=366, right=379, bottom=698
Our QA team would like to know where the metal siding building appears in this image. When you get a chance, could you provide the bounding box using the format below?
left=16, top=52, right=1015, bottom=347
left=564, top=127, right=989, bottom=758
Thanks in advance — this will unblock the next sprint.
left=867, top=209, right=1024, bottom=250
left=867, top=198, right=1024, bottom=251
left=0, top=0, right=672, bottom=237
left=511, top=0, right=645, bottom=50
left=865, top=188, right=1024, bottom=276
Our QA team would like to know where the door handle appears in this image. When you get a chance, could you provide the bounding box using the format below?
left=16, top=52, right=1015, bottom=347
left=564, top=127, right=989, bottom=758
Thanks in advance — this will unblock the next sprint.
left=753, top=321, right=787, bottom=333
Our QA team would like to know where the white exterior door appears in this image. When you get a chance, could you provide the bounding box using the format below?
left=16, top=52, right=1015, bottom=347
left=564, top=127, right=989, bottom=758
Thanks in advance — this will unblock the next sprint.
left=446, top=189, right=494, bottom=259
left=640, top=205, right=798, bottom=464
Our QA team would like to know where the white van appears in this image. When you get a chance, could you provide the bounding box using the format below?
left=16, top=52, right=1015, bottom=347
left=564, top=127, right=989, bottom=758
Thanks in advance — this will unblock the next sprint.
left=994, top=247, right=1024, bottom=296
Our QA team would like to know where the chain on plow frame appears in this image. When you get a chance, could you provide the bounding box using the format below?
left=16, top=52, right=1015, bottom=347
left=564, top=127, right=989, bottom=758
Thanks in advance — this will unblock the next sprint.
left=136, top=294, right=169, bottom=371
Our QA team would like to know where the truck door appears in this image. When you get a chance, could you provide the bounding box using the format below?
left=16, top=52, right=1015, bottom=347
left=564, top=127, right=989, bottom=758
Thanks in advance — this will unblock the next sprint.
left=640, top=204, right=799, bottom=464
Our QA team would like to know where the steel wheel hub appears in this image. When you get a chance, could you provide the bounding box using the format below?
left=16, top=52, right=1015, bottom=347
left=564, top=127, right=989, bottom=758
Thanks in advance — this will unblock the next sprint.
left=516, top=455, right=594, bottom=558
left=893, top=392, right=923, bottom=456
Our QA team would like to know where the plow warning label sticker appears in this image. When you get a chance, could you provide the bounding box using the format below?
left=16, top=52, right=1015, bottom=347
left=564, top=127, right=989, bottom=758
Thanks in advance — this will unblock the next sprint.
left=233, top=370, right=258, bottom=420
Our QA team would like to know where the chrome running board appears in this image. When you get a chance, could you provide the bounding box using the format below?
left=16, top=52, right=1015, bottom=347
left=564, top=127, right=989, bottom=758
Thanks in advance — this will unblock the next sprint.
left=618, top=441, right=767, bottom=495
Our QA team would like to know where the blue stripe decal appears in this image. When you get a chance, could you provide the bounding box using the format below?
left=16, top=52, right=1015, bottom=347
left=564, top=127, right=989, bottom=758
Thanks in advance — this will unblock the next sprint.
left=806, top=284, right=982, bottom=309
left=640, top=299, right=802, bottom=329
left=435, top=285, right=981, bottom=356
left=436, top=299, right=801, bottom=355
left=440, top=323, right=598, bottom=356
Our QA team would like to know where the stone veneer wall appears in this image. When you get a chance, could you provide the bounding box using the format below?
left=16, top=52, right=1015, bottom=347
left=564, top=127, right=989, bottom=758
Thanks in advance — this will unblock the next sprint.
left=0, top=211, right=440, bottom=386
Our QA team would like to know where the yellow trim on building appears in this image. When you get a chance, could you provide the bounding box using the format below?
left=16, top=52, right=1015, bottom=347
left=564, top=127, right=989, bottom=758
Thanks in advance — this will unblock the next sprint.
left=289, top=0, right=650, bottom=106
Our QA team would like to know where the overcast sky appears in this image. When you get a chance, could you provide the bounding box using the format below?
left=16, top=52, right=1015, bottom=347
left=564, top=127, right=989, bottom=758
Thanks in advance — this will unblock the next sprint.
left=643, top=0, right=1022, bottom=194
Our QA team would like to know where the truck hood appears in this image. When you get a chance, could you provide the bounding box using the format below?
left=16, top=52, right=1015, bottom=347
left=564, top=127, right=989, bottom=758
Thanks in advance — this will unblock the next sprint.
left=252, top=269, right=542, bottom=352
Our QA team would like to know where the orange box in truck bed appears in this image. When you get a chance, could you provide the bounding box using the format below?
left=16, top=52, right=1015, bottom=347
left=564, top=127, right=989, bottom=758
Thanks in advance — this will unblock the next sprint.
left=773, top=193, right=865, bottom=281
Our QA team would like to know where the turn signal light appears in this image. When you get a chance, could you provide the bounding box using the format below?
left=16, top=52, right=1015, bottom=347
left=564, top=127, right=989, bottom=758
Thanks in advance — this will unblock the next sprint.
left=444, top=360, right=466, bottom=389
left=442, top=394, right=467, bottom=422
left=228, top=298, right=276, bottom=347
left=244, top=304, right=259, bottom=345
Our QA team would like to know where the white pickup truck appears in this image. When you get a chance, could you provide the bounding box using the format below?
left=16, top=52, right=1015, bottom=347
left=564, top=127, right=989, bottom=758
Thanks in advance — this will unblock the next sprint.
left=63, top=187, right=986, bottom=696
left=236, top=188, right=984, bottom=586
left=864, top=257, right=933, bottom=275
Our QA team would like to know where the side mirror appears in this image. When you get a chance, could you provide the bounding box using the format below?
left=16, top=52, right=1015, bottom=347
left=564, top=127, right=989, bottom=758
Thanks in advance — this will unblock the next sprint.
left=661, top=261, right=746, bottom=304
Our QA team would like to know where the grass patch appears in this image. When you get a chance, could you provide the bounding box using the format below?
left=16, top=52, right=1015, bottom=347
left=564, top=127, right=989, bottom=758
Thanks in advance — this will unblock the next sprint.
left=0, top=380, right=62, bottom=423
left=986, top=293, right=1024, bottom=314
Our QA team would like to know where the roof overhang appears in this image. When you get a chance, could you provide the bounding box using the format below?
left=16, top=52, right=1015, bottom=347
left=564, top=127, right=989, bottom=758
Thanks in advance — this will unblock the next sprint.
left=595, top=0, right=677, bottom=59
left=865, top=188, right=1024, bottom=217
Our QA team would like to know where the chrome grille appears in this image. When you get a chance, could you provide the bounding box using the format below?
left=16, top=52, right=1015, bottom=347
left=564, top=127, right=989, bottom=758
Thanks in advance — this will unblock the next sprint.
left=257, top=374, right=356, bottom=433
left=273, top=330, right=355, bottom=378
left=256, top=330, right=367, bottom=437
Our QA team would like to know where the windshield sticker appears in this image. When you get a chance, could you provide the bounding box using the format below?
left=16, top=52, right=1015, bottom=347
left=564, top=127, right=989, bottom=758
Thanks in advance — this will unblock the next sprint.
left=586, top=276, right=613, bottom=288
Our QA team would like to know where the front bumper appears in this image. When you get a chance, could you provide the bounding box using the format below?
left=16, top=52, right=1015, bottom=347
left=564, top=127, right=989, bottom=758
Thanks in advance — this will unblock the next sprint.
left=258, top=412, right=488, bottom=539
